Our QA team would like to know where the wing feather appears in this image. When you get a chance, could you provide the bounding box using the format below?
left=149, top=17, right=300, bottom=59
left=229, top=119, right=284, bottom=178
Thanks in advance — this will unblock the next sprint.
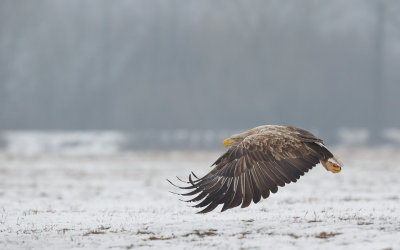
left=264, top=162, right=287, bottom=187
left=254, top=162, right=279, bottom=193
left=251, top=164, right=271, bottom=198
left=241, top=172, right=254, bottom=208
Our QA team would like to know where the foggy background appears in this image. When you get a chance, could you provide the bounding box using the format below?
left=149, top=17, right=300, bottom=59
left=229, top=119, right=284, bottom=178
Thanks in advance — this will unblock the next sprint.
left=1, top=0, right=400, bottom=151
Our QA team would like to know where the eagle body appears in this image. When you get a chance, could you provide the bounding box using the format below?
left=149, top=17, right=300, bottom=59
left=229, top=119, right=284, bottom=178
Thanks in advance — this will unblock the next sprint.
left=169, top=125, right=343, bottom=213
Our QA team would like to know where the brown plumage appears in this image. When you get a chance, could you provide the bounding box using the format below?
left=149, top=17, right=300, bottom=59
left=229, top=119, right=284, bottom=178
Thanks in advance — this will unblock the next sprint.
left=168, top=125, right=343, bottom=213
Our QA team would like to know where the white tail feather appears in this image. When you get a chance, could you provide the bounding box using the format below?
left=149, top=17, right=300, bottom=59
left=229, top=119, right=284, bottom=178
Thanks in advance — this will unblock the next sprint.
left=316, top=142, right=343, bottom=167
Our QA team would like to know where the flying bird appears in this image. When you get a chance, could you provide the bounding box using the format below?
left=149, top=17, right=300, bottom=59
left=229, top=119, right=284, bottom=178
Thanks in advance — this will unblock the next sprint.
left=168, top=125, right=343, bottom=213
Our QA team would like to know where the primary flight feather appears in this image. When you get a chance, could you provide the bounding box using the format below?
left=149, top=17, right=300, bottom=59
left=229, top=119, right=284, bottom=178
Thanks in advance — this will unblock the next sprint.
left=168, top=125, right=343, bottom=213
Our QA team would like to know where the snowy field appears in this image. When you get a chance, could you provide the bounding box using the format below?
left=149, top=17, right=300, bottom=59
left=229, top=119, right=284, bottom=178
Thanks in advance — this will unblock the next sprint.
left=0, top=148, right=399, bottom=249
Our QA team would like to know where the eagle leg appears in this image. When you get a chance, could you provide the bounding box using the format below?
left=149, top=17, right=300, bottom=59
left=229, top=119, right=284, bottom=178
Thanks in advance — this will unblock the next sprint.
left=320, top=160, right=341, bottom=173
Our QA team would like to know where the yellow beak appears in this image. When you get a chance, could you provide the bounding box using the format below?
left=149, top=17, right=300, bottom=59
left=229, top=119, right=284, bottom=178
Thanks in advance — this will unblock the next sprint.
left=222, top=138, right=233, bottom=147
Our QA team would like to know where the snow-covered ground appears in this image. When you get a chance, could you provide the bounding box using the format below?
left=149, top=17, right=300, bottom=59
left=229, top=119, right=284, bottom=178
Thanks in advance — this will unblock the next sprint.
left=0, top=148, right=399, bottom=249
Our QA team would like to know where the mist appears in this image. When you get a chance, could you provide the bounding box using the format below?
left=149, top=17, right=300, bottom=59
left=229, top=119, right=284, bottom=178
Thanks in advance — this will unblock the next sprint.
left=1, top=0, right=399, bottom=146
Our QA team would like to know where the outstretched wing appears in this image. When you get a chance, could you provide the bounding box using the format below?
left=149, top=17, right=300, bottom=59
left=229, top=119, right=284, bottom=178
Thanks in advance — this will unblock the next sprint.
left=170, top=130, right=333, bottom=213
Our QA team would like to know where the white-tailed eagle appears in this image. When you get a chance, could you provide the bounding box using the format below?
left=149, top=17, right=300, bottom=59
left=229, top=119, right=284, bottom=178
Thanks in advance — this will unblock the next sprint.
left=169, top=125, right=343, bottom=213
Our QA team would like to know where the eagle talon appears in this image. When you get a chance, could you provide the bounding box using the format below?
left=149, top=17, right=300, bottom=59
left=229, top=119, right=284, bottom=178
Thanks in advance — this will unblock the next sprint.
left=321, top=160, right=342, bottom=173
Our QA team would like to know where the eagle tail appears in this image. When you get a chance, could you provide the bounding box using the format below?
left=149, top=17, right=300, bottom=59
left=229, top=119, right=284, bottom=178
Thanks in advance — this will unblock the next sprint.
left=315, top=142, right=343, bottom=173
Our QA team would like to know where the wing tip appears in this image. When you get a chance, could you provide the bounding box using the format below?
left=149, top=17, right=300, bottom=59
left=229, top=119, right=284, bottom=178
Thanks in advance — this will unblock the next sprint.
left=166, top=177, right=195, bottom=189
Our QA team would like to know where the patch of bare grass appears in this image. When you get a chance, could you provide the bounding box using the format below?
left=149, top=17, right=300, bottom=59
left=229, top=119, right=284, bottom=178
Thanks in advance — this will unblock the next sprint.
left=288, top=233, right=300, bottom=239
left=357, top=221, right=373, bottom=225
left=148, top=235, right=176, bottom=241
left=315, top=232, right=342, bottom=239
left=83, top=230, right=105, bottom=236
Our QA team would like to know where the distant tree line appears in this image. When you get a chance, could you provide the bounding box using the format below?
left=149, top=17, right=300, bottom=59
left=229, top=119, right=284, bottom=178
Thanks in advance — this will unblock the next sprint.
left=0, top=0, right=399, bottom=144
